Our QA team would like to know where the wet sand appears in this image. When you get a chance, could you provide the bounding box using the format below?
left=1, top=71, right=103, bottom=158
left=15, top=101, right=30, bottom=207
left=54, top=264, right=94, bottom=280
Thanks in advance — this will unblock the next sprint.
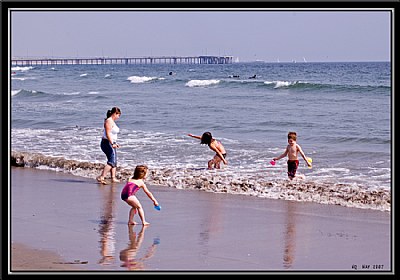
left=8, top=167, right=392, bottom=273
left=11, top=243, right=84, bottom=271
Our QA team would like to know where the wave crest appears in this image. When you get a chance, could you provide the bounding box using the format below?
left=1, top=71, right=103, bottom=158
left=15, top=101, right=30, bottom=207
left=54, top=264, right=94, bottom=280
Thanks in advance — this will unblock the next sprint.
left=185, top=79, right=220, bottom=87
left=127, top=75, right=159, bottom=83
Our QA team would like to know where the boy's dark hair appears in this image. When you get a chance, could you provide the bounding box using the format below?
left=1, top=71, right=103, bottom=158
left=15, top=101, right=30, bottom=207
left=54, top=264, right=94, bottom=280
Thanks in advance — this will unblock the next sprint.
left=288, top=131, right=297, bottom=141
left=200, top=132, right=213, bottom=145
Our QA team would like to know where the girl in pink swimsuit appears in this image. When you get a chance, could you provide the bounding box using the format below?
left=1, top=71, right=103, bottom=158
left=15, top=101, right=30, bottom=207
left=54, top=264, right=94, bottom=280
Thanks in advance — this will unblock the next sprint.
left=121, top=165, right=159, bottom=225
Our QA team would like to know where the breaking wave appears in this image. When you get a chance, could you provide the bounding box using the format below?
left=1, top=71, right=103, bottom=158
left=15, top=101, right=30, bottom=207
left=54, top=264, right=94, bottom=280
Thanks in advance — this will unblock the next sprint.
left=11, top=151, right=391, bottom=212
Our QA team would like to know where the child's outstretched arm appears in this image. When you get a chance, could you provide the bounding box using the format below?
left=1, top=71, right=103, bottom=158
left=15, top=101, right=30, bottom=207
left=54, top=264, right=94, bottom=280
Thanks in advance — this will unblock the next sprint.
left=142, top=184, right=159, bottom=206
left=187, top=133, right=201, bottom=140
left=273, top=147, right=288, bottom=161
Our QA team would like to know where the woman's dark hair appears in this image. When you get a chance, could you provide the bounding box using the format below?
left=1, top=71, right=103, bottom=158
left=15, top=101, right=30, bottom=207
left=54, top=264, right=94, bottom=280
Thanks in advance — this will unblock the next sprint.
left=106, top=107, right=121, bottom=119
left=200, top=132, right=213, bottom=145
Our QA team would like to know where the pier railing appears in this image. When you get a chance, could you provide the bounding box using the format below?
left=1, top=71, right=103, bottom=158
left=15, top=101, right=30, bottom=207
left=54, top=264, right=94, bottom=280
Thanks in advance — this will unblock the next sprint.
left=11, top=55, right=234, bottom=66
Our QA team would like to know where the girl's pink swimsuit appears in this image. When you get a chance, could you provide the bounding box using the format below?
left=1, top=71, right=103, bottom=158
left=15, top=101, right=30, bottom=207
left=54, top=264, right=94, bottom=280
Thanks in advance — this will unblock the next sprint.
left=121, top=181, right=141, bottom=200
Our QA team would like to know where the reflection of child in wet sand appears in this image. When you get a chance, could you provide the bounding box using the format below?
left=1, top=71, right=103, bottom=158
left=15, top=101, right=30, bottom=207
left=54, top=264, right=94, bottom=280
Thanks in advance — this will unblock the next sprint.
left=188, top=132, right=228, bottom=169
left=273, top=132, right=312, bottom=180
left=121, top=165, right=159, bottom=225
left=119, top=225, right=159, bottom=270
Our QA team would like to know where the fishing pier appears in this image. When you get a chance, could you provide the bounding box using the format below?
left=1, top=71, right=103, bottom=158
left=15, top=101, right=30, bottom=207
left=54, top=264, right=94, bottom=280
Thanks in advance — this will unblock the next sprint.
left=11, top=55, right=234, bottom=66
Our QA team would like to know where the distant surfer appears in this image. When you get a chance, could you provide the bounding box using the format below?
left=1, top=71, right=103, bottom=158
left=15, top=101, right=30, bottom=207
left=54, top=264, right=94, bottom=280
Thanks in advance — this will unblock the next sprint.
left=249, top=74, right=257, bottom=79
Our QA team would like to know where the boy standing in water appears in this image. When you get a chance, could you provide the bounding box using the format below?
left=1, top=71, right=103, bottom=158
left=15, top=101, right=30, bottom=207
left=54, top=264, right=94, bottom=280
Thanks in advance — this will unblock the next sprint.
left=273, top=132, right=312, bottom=180
left=188, top=132, right=228, bottom=169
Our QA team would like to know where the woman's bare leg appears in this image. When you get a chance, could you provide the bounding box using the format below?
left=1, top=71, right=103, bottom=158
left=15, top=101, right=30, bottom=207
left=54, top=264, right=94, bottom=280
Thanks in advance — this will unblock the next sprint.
left=111, top=167, right=120, bottom=182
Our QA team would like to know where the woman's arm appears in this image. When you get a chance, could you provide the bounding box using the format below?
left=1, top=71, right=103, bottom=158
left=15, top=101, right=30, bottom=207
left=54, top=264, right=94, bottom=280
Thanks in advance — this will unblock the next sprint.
left=104, top=119, right=114, bottom=145
left=104, top=119, right=119, bottom=148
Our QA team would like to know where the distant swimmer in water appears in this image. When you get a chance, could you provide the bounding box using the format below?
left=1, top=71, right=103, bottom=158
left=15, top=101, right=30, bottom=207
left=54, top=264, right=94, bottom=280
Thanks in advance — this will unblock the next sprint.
left=249, top=74, right=257, bottom=79
left=228, top=75, right=240, bottom=78
left=168, top=71, right=175, bottom=75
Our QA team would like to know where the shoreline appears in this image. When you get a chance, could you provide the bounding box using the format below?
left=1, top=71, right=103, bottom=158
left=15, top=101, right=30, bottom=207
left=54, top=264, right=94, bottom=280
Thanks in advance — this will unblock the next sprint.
left=9, top=167, right=393, bottom=273
left=11, top=151, right=392, bottom=212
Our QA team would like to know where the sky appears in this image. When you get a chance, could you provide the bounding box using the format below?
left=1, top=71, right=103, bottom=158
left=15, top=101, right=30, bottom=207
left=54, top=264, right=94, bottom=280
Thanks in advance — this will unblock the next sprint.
left=10, top=9, right=392, bottom=62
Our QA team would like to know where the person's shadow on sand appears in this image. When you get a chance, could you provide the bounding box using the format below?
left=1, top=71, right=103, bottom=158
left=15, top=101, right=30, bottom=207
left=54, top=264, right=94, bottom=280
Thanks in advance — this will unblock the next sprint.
left=119, top=225, right=160, bottom=270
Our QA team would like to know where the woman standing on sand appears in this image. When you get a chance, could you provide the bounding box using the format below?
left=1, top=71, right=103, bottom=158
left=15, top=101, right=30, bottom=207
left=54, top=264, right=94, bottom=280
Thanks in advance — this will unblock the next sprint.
left=97, top=107, right=121, bottom=184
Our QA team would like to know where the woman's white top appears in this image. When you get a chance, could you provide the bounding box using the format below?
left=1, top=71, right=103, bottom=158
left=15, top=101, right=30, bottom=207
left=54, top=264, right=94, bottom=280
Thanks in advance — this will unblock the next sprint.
left=102, top=123, right=120, bottom=143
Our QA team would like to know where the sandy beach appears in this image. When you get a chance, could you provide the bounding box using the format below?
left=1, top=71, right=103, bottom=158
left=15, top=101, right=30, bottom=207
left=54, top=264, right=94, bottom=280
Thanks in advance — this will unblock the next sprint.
left=8, top=167, right=392, bottom=274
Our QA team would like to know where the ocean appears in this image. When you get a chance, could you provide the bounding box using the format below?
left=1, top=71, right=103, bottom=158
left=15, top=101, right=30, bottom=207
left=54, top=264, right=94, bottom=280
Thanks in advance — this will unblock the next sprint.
left=10, top=61, right=392, bottom=211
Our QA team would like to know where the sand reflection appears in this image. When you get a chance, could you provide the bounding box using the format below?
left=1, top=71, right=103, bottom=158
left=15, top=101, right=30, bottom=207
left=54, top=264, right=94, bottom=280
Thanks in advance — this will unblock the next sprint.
left=198, top=194, right=223, bottom=260
left=119, top=225, right=159, bottom=270
left=97, top=185, right=117, bottom=265
left=283, top=201, right=296, bottom=269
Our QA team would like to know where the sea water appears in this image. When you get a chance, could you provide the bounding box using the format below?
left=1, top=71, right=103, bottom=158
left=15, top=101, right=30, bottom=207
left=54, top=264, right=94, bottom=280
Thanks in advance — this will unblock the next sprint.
left=10, top=61, right=392, bottom=211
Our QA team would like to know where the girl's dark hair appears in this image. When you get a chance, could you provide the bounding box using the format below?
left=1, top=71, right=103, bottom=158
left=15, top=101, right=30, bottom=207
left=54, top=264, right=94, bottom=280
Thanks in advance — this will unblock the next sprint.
left=106, top=107, right=121, bottom=119
left=200, top=132, right=213, bottom=145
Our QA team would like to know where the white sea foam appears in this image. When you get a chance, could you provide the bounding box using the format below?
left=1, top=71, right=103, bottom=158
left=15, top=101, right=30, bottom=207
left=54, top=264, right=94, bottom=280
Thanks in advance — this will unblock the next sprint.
left=11, top=66, right=34, bottom=72
left=185, top=79, right=220, bottom=87
left=275, top=81, right=296, bottom=88
left=11, top=77, right=36, bottom=81
left=11, top=150, right=391, bottom=212
left=11, top=89, right=22, bottom=96
left=127, top=75, right=158, bottom=83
